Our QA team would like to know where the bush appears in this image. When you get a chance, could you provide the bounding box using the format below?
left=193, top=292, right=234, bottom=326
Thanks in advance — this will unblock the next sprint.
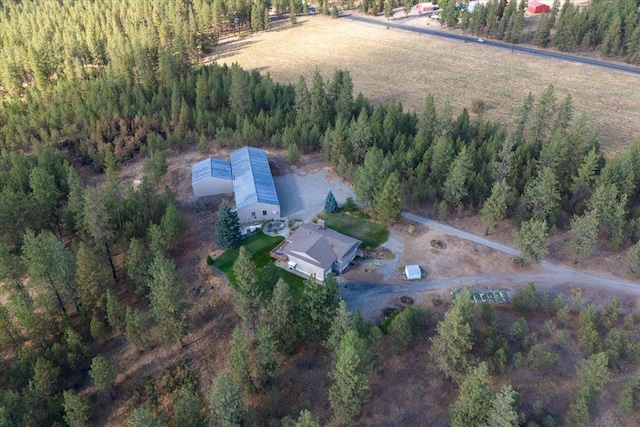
left=471, top=98, right=485, bottom=114
left=206, top=255, right=214, bottom=265
left=343, top=196, right=357, bottom=212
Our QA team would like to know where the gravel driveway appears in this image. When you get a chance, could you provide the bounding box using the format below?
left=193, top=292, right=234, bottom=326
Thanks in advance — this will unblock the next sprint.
left=273, top=170, right=355, bottom=221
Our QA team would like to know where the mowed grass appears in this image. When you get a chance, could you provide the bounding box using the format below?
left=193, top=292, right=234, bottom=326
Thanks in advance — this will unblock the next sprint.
left=213, top=233, right=305, bottom=293
left=319, top=211, right=389, bottom=249
left=210, top=15, right=640, bottom=157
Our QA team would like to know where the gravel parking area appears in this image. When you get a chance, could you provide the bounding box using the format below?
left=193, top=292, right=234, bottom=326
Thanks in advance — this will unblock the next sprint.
left=274, top=168, right=355, bottom=221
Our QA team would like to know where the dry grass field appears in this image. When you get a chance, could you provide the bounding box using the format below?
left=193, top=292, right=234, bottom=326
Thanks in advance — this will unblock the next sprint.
left=209, top=14, right=640, bottom=157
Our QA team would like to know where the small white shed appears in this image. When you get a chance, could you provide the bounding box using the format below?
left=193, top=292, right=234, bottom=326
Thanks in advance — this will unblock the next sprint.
left=405, top=265, right=422, bottom=280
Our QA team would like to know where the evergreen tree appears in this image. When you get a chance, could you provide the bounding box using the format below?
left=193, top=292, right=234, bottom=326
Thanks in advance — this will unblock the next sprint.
left=268, top=278, right=297, bottom=353
left=215, top=201, right=241, bottom=249
left=448, top=362, right=494, bottom=427
left=300, top=274, right=339, bottom=343
left=568, top=210, right=599, bottom=263
left=128, top=406, right=167, bottom=427
left=355, top=147, right=390, bottom=204
left=325, top=191, right=339, bottom=213
left=125, top=306, right=151, bottom=352
left=232, top=246, right=261, bottom=330
left=383, top=0, right=393, bottom=19
left=373, top=172, right=403, bottom=224
left=255, top=323, right=280, bottom=388
left=90, top=354, right=117, bottom=400
left=481, top=179, right=509, bottom=235
left=63, top=390, right=91, bottom=427
left=519, top=167, right=561, bottom=227
left=293, top=409, right=321, bottom=427
left=514, top=219, right=548, bottom=264
left=173, top=386, right=208, bottom=427
left=388, top=306, right=421, bottom=349
left=209, top=373, right=245, bottom=427
left=147, top=253, right=190, bottom=347
left=325, top=300, right=353, bottom=352
left=429, top=289, right=475, bottom=382
left=485, top=384, right=519, bottom=427
left=105, top=289, right=125, bottom=333
left=328, top=329, right=372, bottom=425
left=229, top=326, right=254, bottom=395
left=443, top=146, right=473, bottom=211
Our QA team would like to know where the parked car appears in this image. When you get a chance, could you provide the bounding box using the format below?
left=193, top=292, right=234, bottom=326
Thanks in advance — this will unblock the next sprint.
left=308, top=6, right=316, bottom=14
left=477, top=38, right=485, bottom=43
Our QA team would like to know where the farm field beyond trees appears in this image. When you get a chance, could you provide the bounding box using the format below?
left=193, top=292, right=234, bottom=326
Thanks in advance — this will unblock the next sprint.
left=210, top=15, right=640, bottom=156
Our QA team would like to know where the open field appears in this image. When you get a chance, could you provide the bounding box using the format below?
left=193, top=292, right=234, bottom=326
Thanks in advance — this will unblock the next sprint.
left=209, top=15, right=640, bottom=156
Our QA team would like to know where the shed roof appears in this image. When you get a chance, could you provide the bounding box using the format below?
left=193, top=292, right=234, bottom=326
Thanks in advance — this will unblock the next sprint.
left=282, top=223, right=362, bottom=270
left=230, top=147, right=279, bottom=210
left=405, top=264, right=422, bottom=279
left=191, top=157, right=232, bottom=184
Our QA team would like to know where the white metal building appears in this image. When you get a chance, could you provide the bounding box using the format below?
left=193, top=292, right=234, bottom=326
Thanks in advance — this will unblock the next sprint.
left=230, top=147, right=281, bottom=223
left=405, top=265, right=422, bottom=280
left=191, top=157, right=234, bottom=197
left=191, top=147, right=281, bottom=224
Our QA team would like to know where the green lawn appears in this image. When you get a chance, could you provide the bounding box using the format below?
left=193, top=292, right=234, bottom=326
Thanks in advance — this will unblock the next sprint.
left=318, top=212, right=389, bottom=249
left=212, top=233, right=305, bottom=294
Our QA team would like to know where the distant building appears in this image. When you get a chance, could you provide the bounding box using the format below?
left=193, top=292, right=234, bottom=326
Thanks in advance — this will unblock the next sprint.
left=527, top=1, right=550, bottom=13
left=191, top=147, right=280, bottom=224
left=279, top=222, right=362, bottom=281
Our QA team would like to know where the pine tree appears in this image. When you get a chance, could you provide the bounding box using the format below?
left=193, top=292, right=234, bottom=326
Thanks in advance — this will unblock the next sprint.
left=63, top=390, right=91, bottom=427
left=373, top=172, right=403, bottom=224
left=229, top=326, right=254, bottom=395
left=443, top=146, right=473, bottom=211
left=448, top=362, right=494, bottom=427
left=429, top=289, right=475, bottom=382
left=293, top=409, right=321, bottom=427
left=481, top=179, right=509, bottom=235
left=383, top=0, right=393, bottom=19
left=147, top=253, right=190, bottom=347
left=105, top=289, right=125, bottom=333
left=209, top=373, right=245, bottom=426
left=568, top=210, right=598, bottom=263
left=514, top=219, right=548, bottom=264
left=325, top=191, right=339, bottom=213
left=486, top=384, right=519, bottom=427
left=355, top=147, right=390, bottom=204
left=268, top=278, right=297, bottom=353
left=232, top=246, right=261, bottom=330
left=125, top=306, right=151, bottom=352
left=173, top=386, right=208, bottom=427
left=90, top=354, right=117, bottom=400
left=255, top=324, right=280, bottom=388
left=519, top=167, right=561, bottom=227
left=215, top=201, right=241, bottom=249
left=328, top=329, right=372, bottom=425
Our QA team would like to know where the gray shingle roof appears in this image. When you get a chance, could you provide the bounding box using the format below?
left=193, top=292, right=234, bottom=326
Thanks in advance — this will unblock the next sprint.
left=191, top=157, right=232, bottom=184
left=230, top=147, right=279, bottom=210
left=283, top=223, right=362, bottom=270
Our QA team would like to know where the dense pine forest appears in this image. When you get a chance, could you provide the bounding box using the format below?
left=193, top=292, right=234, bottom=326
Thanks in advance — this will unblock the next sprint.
left=1, top=0, right=640, bottom=425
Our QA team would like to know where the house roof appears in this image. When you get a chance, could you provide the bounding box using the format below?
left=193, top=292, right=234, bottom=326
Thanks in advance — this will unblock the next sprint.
left=230, top=147, right=280, bottom=210
left=282, top=223, right=362, bottom=270
left=191, top=157, right=232, bottom=184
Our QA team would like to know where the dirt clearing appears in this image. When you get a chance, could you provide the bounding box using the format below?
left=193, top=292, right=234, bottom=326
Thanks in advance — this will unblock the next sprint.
left=208, top=15, right=640, bottom=156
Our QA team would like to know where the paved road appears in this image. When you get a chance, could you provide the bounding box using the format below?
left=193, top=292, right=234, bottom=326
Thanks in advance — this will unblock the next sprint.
left=342, top=211, right=640, bottom=320
left=342, top=13, right=640, bottom=76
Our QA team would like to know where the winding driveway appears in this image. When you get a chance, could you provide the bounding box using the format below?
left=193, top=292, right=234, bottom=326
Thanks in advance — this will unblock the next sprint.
left=342, top=211, right=640, bottom=320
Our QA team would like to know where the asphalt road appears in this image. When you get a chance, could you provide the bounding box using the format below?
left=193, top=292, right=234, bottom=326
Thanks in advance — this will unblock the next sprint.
left=342, top=13, right=640, bottom=75
left=342, top=211, right=640, bottom=321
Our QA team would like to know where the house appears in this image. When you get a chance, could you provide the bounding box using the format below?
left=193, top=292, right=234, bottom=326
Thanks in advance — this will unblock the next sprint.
left=280, top=222, right=362, bottom=281
left=414, top=2, right=435, bottom=13
left=191, top=147, right=281, bottom=224
left=526, top=1, right=550, bottom=13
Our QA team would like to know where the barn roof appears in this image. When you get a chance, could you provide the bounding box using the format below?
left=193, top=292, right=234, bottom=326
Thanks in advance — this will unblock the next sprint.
left=191, top=157, right=232, bottom=184
left=230, top=147, right=279, bottom=210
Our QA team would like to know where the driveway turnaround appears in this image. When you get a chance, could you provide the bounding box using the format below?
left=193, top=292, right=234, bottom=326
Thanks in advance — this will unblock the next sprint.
left=341, top=211, right=640, bottom=321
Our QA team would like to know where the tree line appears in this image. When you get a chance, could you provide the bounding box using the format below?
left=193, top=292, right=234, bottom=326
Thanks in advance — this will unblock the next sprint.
left=435, top=0, right=640, bottom=64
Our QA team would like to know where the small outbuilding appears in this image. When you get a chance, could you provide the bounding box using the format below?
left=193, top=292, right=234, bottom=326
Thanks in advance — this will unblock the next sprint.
left=405, top=265, right=422, bottom=280
left=527, top=1, right=550, bottom=13
left=191, top=158, right=234, bottom=198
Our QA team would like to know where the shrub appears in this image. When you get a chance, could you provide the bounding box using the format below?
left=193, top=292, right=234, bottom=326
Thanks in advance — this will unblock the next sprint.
left=343, top=196, right=357, bottom=212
